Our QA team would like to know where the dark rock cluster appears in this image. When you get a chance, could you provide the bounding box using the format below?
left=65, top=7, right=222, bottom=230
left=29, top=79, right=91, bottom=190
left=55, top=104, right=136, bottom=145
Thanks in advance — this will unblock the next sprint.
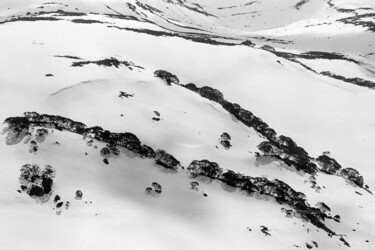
left=145, top=182, right=162, bottom=197
left=4, top=112, right=176, bottom=168
left=260, top=45, right=276, bottom=52
left=154, top=70, right=180, bottom=85
left=257, top=138, right=318, bottom=175
left=187, top=159, right=335, bottom=235
left=75, top=190, right=83, bottom=200
left=71, top=57, right=144, bottom=70
left=241, top=40, right=255, bottom=47
left=316, top=155, right=342, bottom=174
left=220, top=132, right=232, bottom=149
left=19, top=164, right=56, bottom=197
left=1, top=112, right=351, bottom=234
left=155, top=150, right=180, bottom=170
left=181, top=82, right=367, bottom=188
left=118, top=91, right=134, bottom=98
left=320, top=71, right=375, bottom=90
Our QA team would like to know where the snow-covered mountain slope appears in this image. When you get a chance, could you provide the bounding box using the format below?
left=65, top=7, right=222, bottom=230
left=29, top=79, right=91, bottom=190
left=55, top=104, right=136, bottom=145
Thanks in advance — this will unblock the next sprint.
left=1, top=1, right=375, bottom=249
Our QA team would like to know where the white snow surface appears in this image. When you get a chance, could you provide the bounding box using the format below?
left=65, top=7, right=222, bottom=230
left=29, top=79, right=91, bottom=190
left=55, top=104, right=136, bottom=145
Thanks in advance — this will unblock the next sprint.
left=0, top=1, right=375, bottom=249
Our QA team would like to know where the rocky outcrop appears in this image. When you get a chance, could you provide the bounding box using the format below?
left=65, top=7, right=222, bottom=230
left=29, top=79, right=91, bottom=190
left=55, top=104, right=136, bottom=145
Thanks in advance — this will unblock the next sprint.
left=181, top=82, right=367, bottom=188
left=186, top=159, right=335, bottom=235
left=19, top=164, right=56, bottom=197
left=4, top=113, right=179, bottom=170
left=75, top=190, right=83, bottom=200
left=340, top=168, right=364, bottom=187
left=316, top=155, right=342, bottom=175
left=154, top=70, right=180, bottom=85
left=155, top=150, right=180, bottom=170
left=241, top=40, right=255, bottom=47
left=320, top=71, right=375, bottom=90
left=257, top=139, right=318, bottom=175
left=71, top=57, right=144, bottom=70
left=261, top=45, right=276, bottom=52
left=220, top=132, right=232, bottom=149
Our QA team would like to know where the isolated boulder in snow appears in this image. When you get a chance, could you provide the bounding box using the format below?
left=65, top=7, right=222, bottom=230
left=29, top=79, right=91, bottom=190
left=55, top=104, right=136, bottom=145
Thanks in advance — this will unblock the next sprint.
left=220, top=132, right=232, bottom=149
left=190, top=181, right=199, bottom=190
left=145, top=187, right=153, bottom=195
left=154, top=70, right=179, bottom=85
left=152, top=182, right=162, bottom=193
left=75, top=190, right=83, bottom=200
left=155, top=150, right=180, bottom=170
left=100, top=147, right=111, bottom=157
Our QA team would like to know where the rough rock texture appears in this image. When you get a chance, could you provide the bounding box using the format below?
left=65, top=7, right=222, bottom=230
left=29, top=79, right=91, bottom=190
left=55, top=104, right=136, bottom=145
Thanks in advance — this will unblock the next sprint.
left=71, top=57, right=144, bottom=70
left=187, top=159, right=335, bottom=235
left=220, top=132, right=232, bottom=149
left=75, top=190, right=83, bottom=200
left=181, top=83, right=366, bottom=188
left=316, top=155, right=342, bottom=175
left=154, top=70, right=179, bottom=85
left=19, top=164, right=56, bottom=197
left=155, top=149, right=180, bottom=170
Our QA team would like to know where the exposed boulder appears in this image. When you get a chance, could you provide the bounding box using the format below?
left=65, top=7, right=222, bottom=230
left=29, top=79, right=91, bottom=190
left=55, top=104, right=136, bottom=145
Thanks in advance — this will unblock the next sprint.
left=75, top=190, right=83, bottom=200
left=154, top=70, right=179, bottom=85
left=155, top=150, right=180, bottom=170
left=152, top=182, right=162, bottom=193
left=220, top=132, right=232, bottom=149
left=316, top=155, right=342, bottom=175
left=145, top=187, right=153, bottom=195
left=19, top=164, right=56, bottom=197
left=190, top=181, right=199, bottom=190
left=184, top=83, right=200, bottom=92
left=198, top=86, right=225, bottom=104
left=242, top=40, right=255, bottom=47
left=187, top=160, right=223, bottom=178
left=340, top=168, right=364, bottom=187
left=140, top=145, right=156, bottom=158
left=100, top=147, right=111, bottom=157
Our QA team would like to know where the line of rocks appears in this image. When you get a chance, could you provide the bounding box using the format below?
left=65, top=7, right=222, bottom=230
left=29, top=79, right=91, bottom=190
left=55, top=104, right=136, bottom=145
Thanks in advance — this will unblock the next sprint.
left=4, top=112, right=339, bottom=236
left=177, top=77, right=369, bottom=191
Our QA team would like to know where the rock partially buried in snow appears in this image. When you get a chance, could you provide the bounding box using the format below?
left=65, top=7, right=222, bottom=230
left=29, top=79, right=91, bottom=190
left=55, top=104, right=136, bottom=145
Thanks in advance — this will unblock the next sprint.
left=154, top=70, right=179, bottom=85
left=75, top=190, right=83, bottom=200
left=19, top=164, right=56, bottom=199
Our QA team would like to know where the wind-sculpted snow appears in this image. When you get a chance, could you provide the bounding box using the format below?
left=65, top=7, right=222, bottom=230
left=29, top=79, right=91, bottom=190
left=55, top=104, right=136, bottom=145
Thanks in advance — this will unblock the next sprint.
left=4, top=112, right=344, bottom=238
left=180, top=82, right=369, bottom=190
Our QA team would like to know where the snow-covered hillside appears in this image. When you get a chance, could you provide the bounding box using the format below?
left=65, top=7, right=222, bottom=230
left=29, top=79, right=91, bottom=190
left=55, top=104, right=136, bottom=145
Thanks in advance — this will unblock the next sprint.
left=1, top=0, right=375, bottom=249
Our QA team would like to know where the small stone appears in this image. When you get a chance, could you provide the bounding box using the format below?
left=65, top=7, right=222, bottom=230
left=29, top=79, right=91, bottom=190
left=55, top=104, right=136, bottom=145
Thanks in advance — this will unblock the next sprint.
left=54, top=195, right=61, bottom=203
